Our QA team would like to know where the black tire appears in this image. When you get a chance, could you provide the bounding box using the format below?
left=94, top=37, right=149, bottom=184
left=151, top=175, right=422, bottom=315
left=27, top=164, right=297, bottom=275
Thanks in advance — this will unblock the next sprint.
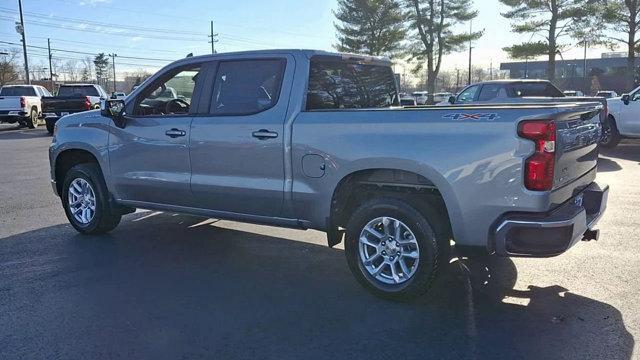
left=26, top=109, right=38, bottom=129
left=345, top=197, right=446, bottom=301
left=46, top=121, right=55, bottom=135
left=600, top=115, right=621, bottom=149
left=61, top=163, right=121, bottom=235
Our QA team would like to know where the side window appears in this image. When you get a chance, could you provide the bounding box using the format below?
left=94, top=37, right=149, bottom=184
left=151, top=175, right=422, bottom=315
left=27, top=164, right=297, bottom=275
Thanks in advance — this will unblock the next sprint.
left=134, top=65, right=201, bottom=116
left=632, top=91, right=640, bottom=101
left=457, top=85, right=479, bottom=103
left=210, top=59, right=285, bottom=116
left=35, top=87, right=43, bottom=97
left=306, top=60, right=398, bottom=110
left=477, top=84, right=503, bottom=102
left=41, top=88, right=52, bottom=97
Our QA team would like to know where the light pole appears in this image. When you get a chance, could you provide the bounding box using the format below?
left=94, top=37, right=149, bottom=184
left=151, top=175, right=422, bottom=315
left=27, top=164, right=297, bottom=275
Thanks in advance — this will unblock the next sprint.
left=468, top=20, right=473, bottom=85
left=17, top=0, right=30, bottom=84
left=109, top=53, right=117, bottom=93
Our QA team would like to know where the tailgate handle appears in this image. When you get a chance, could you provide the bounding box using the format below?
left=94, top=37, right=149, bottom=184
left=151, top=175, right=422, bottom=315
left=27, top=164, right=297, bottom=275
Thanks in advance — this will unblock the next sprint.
left=165, top=128, right=186, bottom=138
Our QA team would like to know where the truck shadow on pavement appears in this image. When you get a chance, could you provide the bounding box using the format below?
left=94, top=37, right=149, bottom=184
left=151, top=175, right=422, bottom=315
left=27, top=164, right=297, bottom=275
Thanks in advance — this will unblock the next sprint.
left=0, top=127, right=50, bottom=139
left=0, top=212, right=634, bottom=360
left=601, top=140, right=640, bottom=164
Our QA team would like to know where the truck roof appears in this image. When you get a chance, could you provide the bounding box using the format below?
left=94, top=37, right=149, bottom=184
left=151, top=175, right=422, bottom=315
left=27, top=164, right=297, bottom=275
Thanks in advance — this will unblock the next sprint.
left=173, top=49, right=392, bottom=66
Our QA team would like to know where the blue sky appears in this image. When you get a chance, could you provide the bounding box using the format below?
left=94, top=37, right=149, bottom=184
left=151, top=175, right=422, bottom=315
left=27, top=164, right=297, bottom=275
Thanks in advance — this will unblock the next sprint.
left=0, top=0, right=616, bottom=78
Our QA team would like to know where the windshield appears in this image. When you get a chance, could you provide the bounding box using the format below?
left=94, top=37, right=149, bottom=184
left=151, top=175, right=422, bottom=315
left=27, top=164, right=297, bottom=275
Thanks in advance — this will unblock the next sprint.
left=58, top=86, right=99, bottom=97
left=0, top=86, right=36, bottom=96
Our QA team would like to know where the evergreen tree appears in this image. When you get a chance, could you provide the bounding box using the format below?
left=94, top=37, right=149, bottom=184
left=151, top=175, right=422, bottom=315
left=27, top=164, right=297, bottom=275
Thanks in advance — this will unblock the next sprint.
left=93, top=53, right=110, bottom=86
left=602, top=0, right=640, bottom=89
left=334, top=0, right=406, bottom=57
left=499, top=0, right=598, bottom=83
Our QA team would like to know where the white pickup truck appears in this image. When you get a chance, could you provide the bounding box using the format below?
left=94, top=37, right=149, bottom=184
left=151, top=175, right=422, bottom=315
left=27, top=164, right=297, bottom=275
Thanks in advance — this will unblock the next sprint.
left=602, top=86, right=640, bottom=148
left=0, top=84, right=52, bottom=128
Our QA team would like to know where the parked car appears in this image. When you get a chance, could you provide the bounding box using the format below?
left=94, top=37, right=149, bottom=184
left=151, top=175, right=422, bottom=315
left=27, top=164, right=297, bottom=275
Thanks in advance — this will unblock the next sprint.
left=563, top=90, right=584, bottom=97
left=42, top=84, right=108, bottom=134
left=111, top=92, right=127, bottom=100
left=602, top=86, right=640, bottom=148
left=411, top=91, right=429, bottom=105
left=49, top=50, right=608, bottom=300
left=595, top=91, right=618, bottom=99
left=400, top=97, right=417, bottom=106
left=0, top=84, right=51, bottom=128
left=433, top=92, right=453, bottom=104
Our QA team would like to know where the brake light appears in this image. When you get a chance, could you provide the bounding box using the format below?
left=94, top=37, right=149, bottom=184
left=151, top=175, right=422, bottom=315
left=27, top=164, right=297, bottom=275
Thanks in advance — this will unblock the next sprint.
left=84, top=96, right=91, bottom=110
left=19, top=96, right=26, bottom=109
left=518, top=120, right=556, bottom=191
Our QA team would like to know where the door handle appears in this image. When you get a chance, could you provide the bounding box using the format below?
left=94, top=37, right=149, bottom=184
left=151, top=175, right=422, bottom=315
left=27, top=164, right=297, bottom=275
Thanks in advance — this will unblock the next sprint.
left=252, top=129, right=278, bottom=140
left=165, top=128, right=187, bottom=138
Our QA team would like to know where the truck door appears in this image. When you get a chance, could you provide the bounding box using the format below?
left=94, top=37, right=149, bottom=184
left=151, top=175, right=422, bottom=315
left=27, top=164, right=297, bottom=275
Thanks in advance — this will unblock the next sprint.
left=189, top=56, right=293, bottom=216
left=109, top=63, right=207, bottom=207
left=619, top=91, right=640, bottom=135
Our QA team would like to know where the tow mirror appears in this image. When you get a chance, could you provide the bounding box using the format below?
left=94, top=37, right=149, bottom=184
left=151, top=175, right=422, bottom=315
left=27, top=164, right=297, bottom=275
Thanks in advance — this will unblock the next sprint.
left=622, top=94, right=630, bottom=105
left=101, top=99, right=126, bottom=128
left=448, top=96, right=456, bottom=105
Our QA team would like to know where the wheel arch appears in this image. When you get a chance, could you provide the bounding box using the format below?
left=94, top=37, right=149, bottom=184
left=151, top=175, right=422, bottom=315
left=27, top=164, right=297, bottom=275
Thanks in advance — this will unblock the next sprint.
left=327, top=167, right=462, bottom=247
left=54, top=148, right=103, bottom=196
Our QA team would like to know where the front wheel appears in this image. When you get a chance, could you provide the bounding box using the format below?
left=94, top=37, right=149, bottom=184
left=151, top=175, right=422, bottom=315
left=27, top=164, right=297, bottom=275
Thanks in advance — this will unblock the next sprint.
left=345, top=197, right=443, bottom=301
left=62, top=163, right=121, bottom=235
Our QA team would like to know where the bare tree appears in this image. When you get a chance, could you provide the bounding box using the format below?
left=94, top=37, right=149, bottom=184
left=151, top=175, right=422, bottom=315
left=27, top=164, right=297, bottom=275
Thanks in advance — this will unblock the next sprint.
left=0, top=49, right=20, bottom=86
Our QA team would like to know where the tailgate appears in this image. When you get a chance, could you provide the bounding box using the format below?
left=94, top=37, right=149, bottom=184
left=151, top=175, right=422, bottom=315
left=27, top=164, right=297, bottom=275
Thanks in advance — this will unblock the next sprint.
left=0, top=97, right=21, bottom=111
left=553, top=103, right=602, bottom=190
left=42, top=97, right=86, bottom=113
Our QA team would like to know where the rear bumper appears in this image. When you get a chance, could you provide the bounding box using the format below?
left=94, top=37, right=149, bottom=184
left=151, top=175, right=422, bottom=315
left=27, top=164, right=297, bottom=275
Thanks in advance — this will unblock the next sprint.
left=493, top=182, right=609, bottom=257
left=0, top=110, right=28, bottom=122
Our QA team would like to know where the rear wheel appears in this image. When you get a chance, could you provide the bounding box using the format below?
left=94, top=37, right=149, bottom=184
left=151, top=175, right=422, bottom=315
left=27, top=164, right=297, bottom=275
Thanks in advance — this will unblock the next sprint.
left=345, top=197, right=444, bottom=301
left=62, top=163, right=121, bottom=235
left=600, top=116, right=621, bottom=148
left=26, top=109, right=38, bottom=129
left=46, top=120, right=54, bottom=135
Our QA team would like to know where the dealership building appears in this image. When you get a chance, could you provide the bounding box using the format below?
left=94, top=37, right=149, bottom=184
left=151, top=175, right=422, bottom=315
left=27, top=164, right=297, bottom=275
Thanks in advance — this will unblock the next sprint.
left=500, top=52, right=639, bottom=95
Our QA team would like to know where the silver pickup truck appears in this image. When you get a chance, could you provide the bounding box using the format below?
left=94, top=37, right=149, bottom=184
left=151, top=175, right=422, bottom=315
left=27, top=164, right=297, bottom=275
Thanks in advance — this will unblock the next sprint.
left=48, top=50, right=608, bottom=300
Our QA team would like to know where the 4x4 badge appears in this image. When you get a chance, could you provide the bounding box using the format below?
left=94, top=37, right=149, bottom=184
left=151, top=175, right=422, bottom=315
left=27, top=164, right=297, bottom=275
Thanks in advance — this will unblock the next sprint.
left=443, top=113, right=500, bottom=121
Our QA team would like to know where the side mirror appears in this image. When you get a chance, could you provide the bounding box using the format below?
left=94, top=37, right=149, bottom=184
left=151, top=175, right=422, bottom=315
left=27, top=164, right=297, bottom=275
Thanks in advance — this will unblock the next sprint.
left=622, top=94, right=630, bottom=105
left=101, top=99, right=126, bottom=128
left=448, top=96, right=456, bottom=105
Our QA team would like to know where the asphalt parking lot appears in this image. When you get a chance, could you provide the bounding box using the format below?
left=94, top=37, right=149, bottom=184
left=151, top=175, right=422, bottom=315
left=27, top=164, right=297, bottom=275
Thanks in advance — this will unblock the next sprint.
left=0, top=124, right=638, bottom=360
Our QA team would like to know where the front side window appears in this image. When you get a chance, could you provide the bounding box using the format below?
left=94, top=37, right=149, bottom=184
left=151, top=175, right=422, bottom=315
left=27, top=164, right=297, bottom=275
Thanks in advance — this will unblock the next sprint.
left=457, top=85, right=479, bottom=103
left=210, top=59, right=285, bottom=116
left=135, top=66, right=201, bottom=116
left=306, top=59, right=398, bottom=110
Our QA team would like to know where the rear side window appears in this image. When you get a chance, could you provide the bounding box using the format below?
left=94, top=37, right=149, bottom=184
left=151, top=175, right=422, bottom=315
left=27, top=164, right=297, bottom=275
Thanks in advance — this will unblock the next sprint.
left=306, top=59, right=398, bottom=110
left=58, top=86, right=100, bottom=97
left=210, top=59, right=286, bottom=116
left=0, top=86, right=36, bottom=96
left=507, top=83, right=563, bottom=97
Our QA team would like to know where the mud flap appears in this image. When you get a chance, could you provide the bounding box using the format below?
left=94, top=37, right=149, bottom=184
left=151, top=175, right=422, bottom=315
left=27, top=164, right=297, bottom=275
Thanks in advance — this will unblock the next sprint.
left=327, top=227, right=345, bottom=248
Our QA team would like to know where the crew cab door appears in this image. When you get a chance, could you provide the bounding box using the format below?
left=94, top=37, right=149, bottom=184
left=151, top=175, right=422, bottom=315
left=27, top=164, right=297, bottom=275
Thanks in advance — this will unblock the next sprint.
left=108, top=62, right=207, bottom=207
left=619, top=90, right=640, bottom=135
left=189, top=56, right=293, bottom=216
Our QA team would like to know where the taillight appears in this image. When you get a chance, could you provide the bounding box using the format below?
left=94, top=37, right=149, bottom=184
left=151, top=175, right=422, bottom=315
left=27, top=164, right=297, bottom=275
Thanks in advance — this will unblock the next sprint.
left=84, top=96, right=91, bottom=110
left=518, top=120, right=556, bottom=191
left=19, top=96, right=26, bottom=108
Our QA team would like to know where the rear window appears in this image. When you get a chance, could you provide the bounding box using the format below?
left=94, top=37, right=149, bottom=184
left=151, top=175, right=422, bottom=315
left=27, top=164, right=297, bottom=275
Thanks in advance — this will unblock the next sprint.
left=0, top=86, right=36, bottom=96
left=57, top=86, right=100, bottom=97
left=507, top=82, right=564, bottom=97
left=306, top=59, right=398, bottom=110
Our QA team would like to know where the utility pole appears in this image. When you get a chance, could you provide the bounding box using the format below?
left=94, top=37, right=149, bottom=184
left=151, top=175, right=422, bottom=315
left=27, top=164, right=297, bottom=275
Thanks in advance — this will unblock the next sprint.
left=456, top=68, right=460, bottom=89
left=467, top=20, right=473, bottom=85
left=47, top=38, right=54, bottom=90
left=209, top=21, right=219, bottom=54
left=17, top=0, right=30, bottom=84
left=109, top=53, right=117, bottom=93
